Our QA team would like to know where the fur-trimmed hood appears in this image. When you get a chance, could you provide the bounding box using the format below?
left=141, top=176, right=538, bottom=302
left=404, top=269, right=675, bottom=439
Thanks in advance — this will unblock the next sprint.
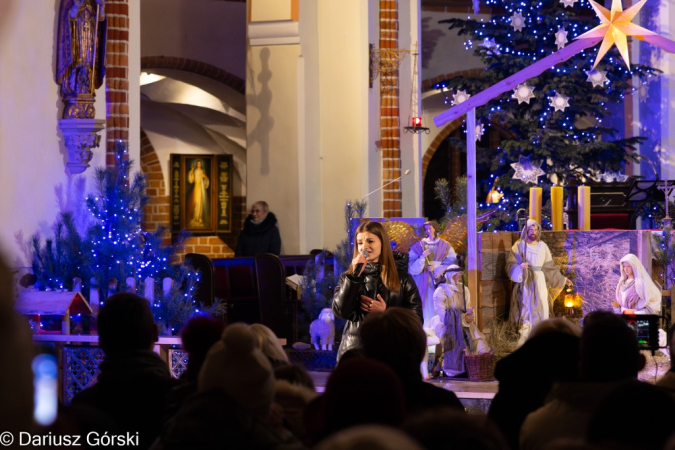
left=242, top=212, right=278, bottom=236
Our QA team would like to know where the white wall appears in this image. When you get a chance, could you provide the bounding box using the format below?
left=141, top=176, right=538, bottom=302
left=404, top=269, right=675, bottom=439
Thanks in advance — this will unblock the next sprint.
left=141, top=0, right=247, bottom=80
left=247, top=40, right=302, bottom=254
left=316, top=1, right=373, bottom=250
left=0, top=1, right=113, bottom=267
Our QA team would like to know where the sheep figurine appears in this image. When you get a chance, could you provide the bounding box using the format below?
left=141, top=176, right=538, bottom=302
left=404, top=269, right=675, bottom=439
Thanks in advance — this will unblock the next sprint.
left=310, top=308, right=335, bottom=351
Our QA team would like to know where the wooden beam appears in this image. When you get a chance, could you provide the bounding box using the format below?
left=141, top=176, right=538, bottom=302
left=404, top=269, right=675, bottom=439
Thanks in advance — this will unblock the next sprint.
left=467, top=108, right=480, bottom=325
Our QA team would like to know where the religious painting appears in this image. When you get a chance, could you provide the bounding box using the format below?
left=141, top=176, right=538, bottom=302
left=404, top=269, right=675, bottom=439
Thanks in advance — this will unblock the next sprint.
left=170, top=154, right=233, bottom=234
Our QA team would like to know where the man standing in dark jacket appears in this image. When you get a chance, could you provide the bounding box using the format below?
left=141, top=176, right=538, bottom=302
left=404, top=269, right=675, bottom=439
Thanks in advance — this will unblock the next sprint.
left=235, top=201, right=282, bottom=256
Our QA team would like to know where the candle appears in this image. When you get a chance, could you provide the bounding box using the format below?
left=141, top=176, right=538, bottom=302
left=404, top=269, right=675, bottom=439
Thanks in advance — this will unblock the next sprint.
left=578, top=185, right=591, bottom=230
left=529, top=187, right=542, bottom=224
left=551, top=186, right=563, bottom=231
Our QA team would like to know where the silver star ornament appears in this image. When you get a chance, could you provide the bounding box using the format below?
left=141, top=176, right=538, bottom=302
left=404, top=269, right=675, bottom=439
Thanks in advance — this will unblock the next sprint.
left=475, top=122, right=485, bottom=141
left=511, top=155, right=546, bottom=185
left=511, top=11, right=526, bottom=32
left=555, top=28, right=568, bottom=50
left=549, top=93, right=570, bottom=112
left=585, top=69, right=609, bottom=88
left=452, top=90, right=471, bottom=105
left=512, top=84, right=536, bottom=104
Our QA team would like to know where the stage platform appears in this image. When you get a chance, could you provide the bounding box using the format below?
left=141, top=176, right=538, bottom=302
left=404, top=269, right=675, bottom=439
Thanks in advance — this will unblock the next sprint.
left=308, top=371, right=498, bottom=414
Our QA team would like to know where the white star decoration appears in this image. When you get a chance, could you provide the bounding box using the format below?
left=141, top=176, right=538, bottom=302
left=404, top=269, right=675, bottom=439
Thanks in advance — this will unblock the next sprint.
left=479, top=38, right=501, bottom=55
left=512, top=84, right=536, bottom=104
left=555, top=28, right=569, bottom=50
left=475, top=122, right=485, bottom=141
left=549, top=93, right=570, bottom=112
left=511, top=155, right=546, bottom=185
left=452, top=90, right=471, bottom=105
left=586, top=69, right=609, bottom=88
left=511, top=11, right=526, bottom=32
left=559, top=0, right=578, bottom=8
left=598, top=169, right=629, bottom=183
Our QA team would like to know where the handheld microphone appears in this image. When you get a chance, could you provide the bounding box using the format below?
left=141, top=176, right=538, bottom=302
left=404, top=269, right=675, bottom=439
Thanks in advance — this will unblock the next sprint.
left=354, top=250, right=369, bottom=276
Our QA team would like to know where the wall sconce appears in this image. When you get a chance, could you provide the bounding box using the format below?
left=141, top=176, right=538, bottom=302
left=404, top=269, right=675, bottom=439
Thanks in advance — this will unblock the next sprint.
left=402, top=45, right=430, bottom=135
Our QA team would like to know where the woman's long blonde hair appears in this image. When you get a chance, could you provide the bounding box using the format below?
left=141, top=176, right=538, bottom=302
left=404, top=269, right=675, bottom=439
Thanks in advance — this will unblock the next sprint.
left=350, top=221, right=400, bottom=293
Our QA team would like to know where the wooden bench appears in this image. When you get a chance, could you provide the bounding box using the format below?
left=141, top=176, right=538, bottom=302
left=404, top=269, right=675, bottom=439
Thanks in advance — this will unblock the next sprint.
left=186, top=253, right=334, bottom=344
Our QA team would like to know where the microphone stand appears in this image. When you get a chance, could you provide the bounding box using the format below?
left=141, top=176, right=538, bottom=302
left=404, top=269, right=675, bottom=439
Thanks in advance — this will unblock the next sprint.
left=361, top=169, right=412, bottom=203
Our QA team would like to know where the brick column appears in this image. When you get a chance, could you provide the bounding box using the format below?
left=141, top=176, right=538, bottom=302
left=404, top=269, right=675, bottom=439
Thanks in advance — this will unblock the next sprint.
left=105, top=0, right=129, bottom=165
left=380, top=0, right=402, bottom=218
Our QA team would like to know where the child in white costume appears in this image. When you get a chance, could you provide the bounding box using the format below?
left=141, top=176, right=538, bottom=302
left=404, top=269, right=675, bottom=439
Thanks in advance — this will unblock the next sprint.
left=432, top=265, right=490, bottom=376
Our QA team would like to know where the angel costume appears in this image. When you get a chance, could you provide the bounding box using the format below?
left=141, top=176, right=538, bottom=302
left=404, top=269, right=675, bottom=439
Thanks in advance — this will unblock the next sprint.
left=409, top=236, right=457, bottom=326
left=432, top=269, right=490, bottom=376
left=507, top=219, right=568, bottom=346
left=613, top=253, right=661, bottom=315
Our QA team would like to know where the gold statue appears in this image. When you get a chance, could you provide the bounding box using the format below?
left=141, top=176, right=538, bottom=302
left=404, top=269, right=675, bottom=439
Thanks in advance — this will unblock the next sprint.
left=56, top=0, right=107, bottom=119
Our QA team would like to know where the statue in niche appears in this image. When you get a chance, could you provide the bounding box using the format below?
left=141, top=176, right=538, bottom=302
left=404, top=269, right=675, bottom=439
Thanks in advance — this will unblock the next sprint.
left=56, top=0, right=107, bottom=119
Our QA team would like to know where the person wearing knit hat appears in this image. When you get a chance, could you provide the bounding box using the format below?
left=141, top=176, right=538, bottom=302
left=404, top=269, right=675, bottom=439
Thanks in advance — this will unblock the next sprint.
left=506, top=218, right=572, bottom=346
left=198, top=322, right=276, bottom=418
left=159, top=323, right=304, bottom=450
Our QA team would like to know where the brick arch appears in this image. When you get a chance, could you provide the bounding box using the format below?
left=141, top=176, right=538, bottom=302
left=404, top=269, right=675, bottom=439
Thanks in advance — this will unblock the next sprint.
left=421, top=118, right=464, bottom=180
left=141, top=56, right=245, bottom=94
left=140, top=129, right=166, bottom=233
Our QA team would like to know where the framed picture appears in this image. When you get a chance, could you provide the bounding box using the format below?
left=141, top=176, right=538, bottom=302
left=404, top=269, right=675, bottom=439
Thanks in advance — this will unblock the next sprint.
left=170, top=154, right=233, bottom=234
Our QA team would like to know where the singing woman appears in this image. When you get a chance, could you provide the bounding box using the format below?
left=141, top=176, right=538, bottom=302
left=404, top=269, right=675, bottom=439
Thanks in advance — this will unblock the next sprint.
left=332, top=221, right=423, bottom=361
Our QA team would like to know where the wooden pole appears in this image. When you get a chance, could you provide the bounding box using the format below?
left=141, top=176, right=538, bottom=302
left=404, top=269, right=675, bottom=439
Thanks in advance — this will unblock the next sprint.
left=467, top=109, right=479, bottom=327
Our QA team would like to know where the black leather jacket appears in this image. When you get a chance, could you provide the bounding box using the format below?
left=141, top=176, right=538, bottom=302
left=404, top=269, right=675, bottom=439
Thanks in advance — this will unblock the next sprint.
left=332, top=253, right=423, bottom=361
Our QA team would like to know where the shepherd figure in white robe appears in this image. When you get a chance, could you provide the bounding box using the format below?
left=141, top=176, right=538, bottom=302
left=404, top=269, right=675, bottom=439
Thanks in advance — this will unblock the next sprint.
left=507, top=219, right=572, bottom=346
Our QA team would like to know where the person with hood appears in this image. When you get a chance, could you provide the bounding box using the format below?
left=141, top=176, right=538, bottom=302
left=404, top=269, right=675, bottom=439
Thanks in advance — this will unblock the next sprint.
left=432, top=265, right=490, bottom=376
left=332, top=221, right=423, bottom=361
left=235, top=201, right=282, bottom=256
left=612, top=253, right=661, bottom=315
left=506, top=218, right=572, bottom=346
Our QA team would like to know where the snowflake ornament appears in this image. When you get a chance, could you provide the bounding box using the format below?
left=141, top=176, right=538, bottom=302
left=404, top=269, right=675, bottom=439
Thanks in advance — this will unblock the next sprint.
left=559, top=0, right=578, bottom=8
left=452, top=90, right=471, bottom=105
left=511, top=12, right=526, bottom=32
left=479, top=38, right=501, bottom=56
left=475, top=122, right=485, bottom=141
left=598, top=170, right=629, bottom=183
left=555, top=28, right=569, bottom=50
left=549, top=93, right=570, bottom=112
left=511, top=155, right=546, bottom=185
left=512, top=84, right=536, bottom=104
left=585, top=69, right=609, bottom=88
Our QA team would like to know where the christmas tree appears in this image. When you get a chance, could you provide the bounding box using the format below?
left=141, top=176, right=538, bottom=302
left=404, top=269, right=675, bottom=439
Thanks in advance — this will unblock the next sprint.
left=27, top=141, right=222, bottom=333
left=436, top=0, right=659, bottom=229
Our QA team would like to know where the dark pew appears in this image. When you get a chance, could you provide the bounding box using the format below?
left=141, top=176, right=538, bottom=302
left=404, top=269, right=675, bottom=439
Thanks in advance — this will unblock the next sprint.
left=185, top=253, right=335, bottom=344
